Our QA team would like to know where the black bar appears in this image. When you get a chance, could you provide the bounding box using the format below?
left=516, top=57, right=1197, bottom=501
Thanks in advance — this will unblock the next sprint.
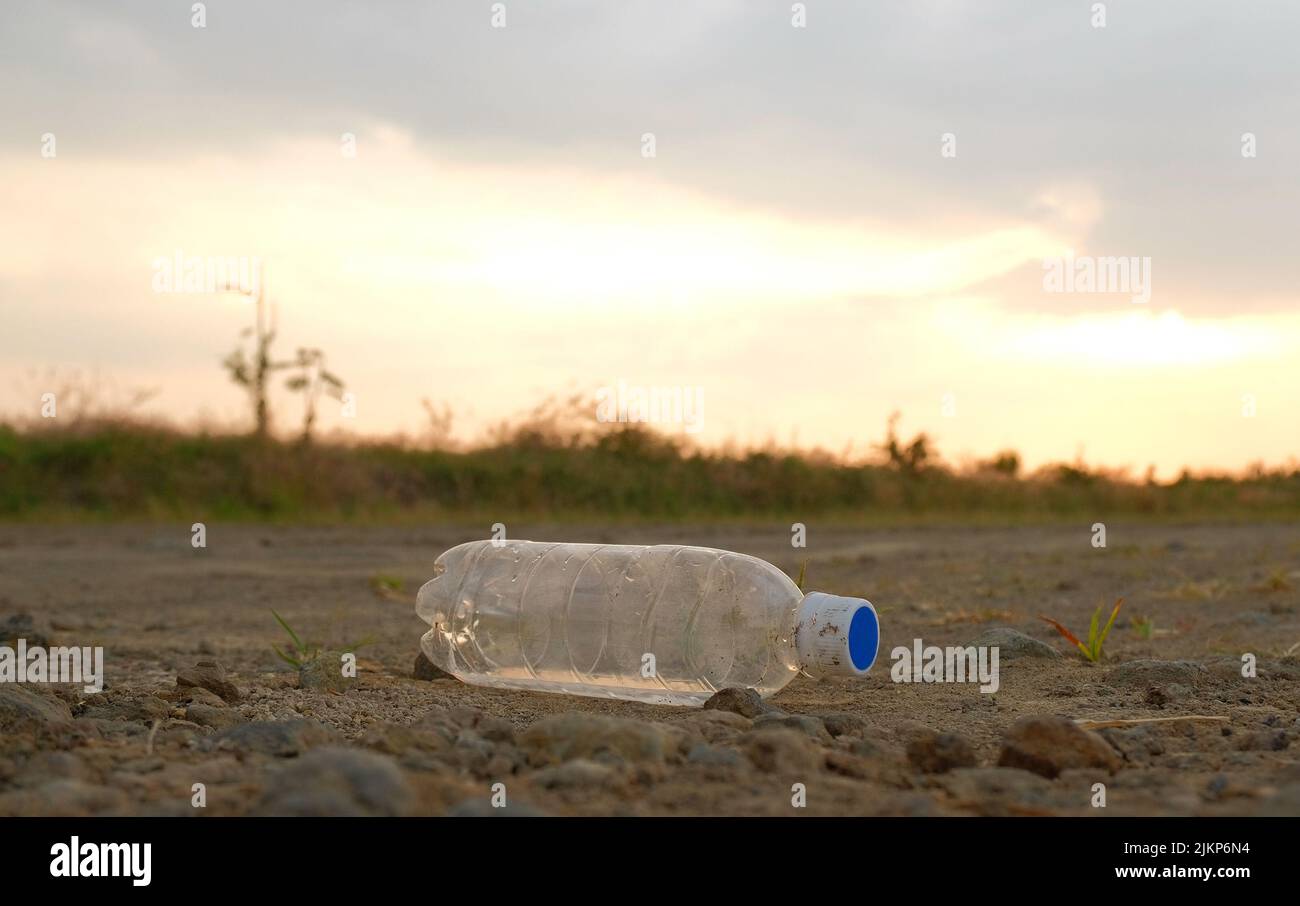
left=1, top=816, right=1286, bottom=891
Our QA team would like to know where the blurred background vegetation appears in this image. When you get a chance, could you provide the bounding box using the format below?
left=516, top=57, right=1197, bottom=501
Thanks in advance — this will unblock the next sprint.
left=2, top=388, right=1296, bottom=522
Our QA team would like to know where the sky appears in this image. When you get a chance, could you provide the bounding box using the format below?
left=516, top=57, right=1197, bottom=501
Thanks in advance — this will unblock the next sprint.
left=1, top=0, right=1298, bottom=477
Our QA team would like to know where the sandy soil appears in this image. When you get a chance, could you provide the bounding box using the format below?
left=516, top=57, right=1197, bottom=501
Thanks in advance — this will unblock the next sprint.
left=1, top=521, right=1297, bottom=816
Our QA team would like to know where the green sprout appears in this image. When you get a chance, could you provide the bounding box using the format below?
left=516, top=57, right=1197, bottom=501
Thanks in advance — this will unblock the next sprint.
left=1131, top=614, right=1155, bottom=640
left=1040, top=598, right=1124, bottom=662
left=270, top=609, right=373, bottom=668
left=369, top=573, right=409, bottom=602
left=370, top=574, right=404, bottom=593
left=795, top=559, right=808, bottom=593
left=270, top=609, right=316, bottom=668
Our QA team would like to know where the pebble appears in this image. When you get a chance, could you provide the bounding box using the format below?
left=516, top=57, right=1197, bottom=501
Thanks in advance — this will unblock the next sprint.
left=519, top=713, right=689, bottom=767
left=172, top=686, right=227, bottom=708
left=298, top=651, right=356, bottom=693
left=686, top=743, right=743, bottom=768
left=671, top=710, right=752, bottom=745
left=210, top=719, right=336, bottom=757
left=963, top=627, right=1061, bottom=660
left=0, top=684, right=73, bottom=732
left=702, top=687, right=780, bottom=719
left=531, top=758, right=623, bottom=790
left=937, top=767, right=1057, bottom=814
left=0, top=612, right=56, bottom=648
left=740, top=727, right=822, bottom=775
left=1236, top=729, right=1289, bottom=752
left=1108, top=659, right=1207, bottom=688
left=447, top=707, right=515, bottom=744
left=815, top=712, right=869, bottom=738
left=186, top=702, right=245, bottom=730
left=1099, top=725, right=1165, bottom=766
left=905, top=728, right=978, bottom=774
left=80, top=694, right=171, bottom=723
left=0, top=779, right=127, bottom=817
left=10, top=751, right=91, bottom=787
left=256, top=747, right=413, bottom=816
left=177, top=659, right=243, bottom=703
left=360, top=722, right=452, bottom=757
left=751, top=713, right=833, bottom=744
left=997, top=715, right=1122, bottom=778
left=847, top=735, right=901, bottom=761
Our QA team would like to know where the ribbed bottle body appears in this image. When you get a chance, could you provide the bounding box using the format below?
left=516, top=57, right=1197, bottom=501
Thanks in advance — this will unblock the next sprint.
left=416, top=540, right=804, bottom=705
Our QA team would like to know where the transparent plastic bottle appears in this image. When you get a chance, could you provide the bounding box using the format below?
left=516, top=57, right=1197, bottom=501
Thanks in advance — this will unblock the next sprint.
left=416, top=540, right=880, bottom=706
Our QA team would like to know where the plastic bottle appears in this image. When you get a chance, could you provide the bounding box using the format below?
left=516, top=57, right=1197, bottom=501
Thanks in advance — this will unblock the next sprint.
left=415, top=540, right=879, bottom=706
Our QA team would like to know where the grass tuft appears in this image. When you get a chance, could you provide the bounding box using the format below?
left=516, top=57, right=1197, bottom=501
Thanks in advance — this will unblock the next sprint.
left=1040, top=598, right=1124, bottom=662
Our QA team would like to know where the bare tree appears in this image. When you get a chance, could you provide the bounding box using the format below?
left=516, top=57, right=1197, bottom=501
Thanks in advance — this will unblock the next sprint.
left=219, top=279, right=283, bottom=439
left=877, top=411, right=933, bottom=476
left=217, top=275, right=344, bottom=441
left=284, top=348, right=345, bottom=442
left=421, top=398, right=455, bottom=449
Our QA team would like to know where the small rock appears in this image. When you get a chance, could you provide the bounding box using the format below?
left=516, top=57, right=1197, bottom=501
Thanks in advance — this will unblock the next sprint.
left=672, top=710, right=752, bottom=745
left=519, top=714, right=689, bottom=767
left=360, top=722, right=451, bottom=756
left=741, top=728, right=822, bottom=775
left=74, top=717, right=145, bottom=739
left=450, top=731, right=497, bottom=774
left=177, top=659, right=243, bottom=704
left=531, top=758, right=623, bottom=790
left=1236, top=729, right=1289, bottom=752
left=256, top=747, right=413, bottom=816
left=0, top=685, right=73, bottom=732
left=0, top=779, right=126, bottom=817
left=963, top=627, right=1060, bottom=660
left=81, top=694, right=171, bottom=723
left=752, top=713, right=833, bottom=744
left=298, top=651, right=356, bottom=693
left=1165, top=683, right=1193, bottom=700
left=997, top=715, right=1121, bottom=778
left=906, top=728, right=978, bottom=774
left=448, top=707, right=515, bottom=744
left=117, top=757, right=164, bottom=774
left=0, top=612, right=55, bottom=648
left=414, top=650, right=453, bottom=681
left=823, top=748, right=911, bottom=786
left=186, top=702, right=244, bottom=730
left=1108, top=659, right=1207, bottom=688
left=816, top=712, right=869, bottom=738
left=10, top=751, right=91, bottom=787
left=1100, top=725, right=1165, bottom=765
left=938, top=767, right=1056, bottom=815
left=702, top=687, right=779, bottom=719
left=210, top=719, right=335, bottom=757
left=172, top=686, right=227, bottom=708
left=847, top=734, right=901, bottom=761
left=686, top=743, right=743, bottom=768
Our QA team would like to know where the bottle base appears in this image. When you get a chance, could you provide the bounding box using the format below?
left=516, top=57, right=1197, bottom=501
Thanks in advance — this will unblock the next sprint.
left=442, top=671, right=724, bottom=707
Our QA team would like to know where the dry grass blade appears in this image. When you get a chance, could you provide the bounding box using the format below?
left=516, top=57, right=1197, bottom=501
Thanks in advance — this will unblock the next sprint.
left=1039, top=614, right=1086, bottom=654
left=1075, top=716, right=1229, bottom=730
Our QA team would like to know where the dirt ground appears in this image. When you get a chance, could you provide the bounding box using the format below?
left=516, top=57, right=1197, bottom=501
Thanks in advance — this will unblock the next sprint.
left=1, top=520, right=1297, bottom=816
